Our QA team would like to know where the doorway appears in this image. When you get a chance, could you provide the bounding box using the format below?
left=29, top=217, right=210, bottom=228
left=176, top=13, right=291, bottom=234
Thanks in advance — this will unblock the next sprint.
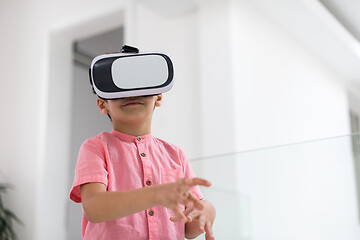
left=41, top=7, right=126, bottom=240
left=66, top=27, right=124, bottom=239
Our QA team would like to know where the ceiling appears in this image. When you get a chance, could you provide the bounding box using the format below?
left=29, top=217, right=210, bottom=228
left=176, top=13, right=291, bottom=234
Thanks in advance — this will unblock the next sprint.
left=320, top=0, right=360, bottom=43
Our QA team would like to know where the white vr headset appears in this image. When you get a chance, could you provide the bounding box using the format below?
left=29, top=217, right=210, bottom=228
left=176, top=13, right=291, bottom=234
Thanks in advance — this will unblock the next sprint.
left=89, top=45, right=174, bottom=99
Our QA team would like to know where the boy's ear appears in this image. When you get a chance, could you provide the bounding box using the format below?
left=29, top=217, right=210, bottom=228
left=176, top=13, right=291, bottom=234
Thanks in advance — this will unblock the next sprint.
left=97, top=97, right=109, bottom=114
left=155, top=94, right=162, bottom=107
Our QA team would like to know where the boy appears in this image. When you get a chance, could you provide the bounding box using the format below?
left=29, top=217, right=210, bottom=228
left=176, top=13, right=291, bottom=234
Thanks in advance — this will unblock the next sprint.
left=69, top=47, right=216, bottom=239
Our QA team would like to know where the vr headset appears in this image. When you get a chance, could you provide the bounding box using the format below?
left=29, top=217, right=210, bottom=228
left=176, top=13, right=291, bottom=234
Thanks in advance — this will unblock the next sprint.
left=89, top=45, right=174, bottom=99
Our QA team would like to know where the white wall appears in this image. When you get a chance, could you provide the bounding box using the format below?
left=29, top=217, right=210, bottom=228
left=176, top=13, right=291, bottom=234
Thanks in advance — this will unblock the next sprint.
left=196, top=0, right=238, bottom=157
left=195, top=0, right=350, bottom=157
left=230, top=0, right=350, bottom=151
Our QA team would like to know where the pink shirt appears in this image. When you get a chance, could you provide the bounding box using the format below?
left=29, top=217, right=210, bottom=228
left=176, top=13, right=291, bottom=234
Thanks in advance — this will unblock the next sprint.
left=70, top=130, right=202, bottom=240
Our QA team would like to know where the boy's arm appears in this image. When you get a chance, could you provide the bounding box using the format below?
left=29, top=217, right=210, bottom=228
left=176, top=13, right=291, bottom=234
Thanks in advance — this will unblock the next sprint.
left=81, top=182, right=156, bottom=223
left=183, top=199, right=216, bottom=240
left=81, top=178, right=211, bottom=223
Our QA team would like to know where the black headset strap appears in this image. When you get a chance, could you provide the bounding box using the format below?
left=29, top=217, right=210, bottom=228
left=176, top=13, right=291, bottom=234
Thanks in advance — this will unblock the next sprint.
left=121, top=45, right=139, bottom=53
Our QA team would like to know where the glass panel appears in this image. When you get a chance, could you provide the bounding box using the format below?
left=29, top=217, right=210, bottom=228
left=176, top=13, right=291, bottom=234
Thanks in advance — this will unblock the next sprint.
left=190, top=133, right=360, bottom=240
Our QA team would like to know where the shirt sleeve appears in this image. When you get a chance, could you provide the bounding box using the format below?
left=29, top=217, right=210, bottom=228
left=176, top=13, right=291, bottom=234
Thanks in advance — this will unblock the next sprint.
left=69, top=138, right=109, bottom=203
left=180, top=148, right=204, bottom=200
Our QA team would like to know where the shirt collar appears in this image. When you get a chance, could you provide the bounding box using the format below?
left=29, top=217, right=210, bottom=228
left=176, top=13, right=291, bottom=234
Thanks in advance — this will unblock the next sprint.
left=110, top=129, right=153, bottom=143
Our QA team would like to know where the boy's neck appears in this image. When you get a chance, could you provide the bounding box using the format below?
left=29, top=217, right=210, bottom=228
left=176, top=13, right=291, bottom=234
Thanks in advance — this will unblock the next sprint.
left=112, top=122, right=151, bottom=137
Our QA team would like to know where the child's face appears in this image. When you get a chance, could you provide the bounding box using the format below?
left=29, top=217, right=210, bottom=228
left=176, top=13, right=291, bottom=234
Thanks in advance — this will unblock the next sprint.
left=97, top=94, right=162, bottom=126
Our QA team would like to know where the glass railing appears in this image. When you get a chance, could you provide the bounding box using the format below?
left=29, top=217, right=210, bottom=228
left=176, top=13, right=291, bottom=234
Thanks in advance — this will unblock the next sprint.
left=190, top=133, right=360, bottom=240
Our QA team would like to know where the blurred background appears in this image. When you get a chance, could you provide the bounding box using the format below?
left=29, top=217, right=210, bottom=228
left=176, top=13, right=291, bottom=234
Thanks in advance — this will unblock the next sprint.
left=1, top=0, right=360, bottom=239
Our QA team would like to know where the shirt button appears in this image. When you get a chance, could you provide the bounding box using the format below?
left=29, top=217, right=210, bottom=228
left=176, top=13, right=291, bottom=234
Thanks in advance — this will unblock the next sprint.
left=137, top=137, right=141, bottom=142
left=146, top=180, right=152, bottom=186
left=149, top=210, right=155, bottom=216
left=141, top=153, right=146, bottom=157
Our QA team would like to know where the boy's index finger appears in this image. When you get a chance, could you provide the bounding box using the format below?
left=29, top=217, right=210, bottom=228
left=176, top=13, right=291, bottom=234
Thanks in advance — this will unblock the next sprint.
left=186, top=178, right=211, bottom=187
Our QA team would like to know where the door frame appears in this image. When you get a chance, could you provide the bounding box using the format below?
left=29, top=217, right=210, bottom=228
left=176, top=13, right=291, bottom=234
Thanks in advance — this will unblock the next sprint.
left=36, top=6, right=129, bottom=239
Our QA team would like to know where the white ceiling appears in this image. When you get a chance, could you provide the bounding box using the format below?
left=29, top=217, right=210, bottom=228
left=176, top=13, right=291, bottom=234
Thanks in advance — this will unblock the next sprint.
left=320, top=0, right=360, bottom=43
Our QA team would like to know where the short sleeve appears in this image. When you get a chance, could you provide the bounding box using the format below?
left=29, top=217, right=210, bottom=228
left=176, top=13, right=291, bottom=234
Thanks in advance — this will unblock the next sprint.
left=180, top=148, right=204, bottom=200
left=69, top=138, right=109, bottom=203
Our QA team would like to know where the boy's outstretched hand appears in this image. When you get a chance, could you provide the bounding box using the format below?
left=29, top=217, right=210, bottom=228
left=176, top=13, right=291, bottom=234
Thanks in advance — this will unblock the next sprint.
left=154, top=178, right=210, bottom=222
left=153, top=177, right=215, bottom=239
